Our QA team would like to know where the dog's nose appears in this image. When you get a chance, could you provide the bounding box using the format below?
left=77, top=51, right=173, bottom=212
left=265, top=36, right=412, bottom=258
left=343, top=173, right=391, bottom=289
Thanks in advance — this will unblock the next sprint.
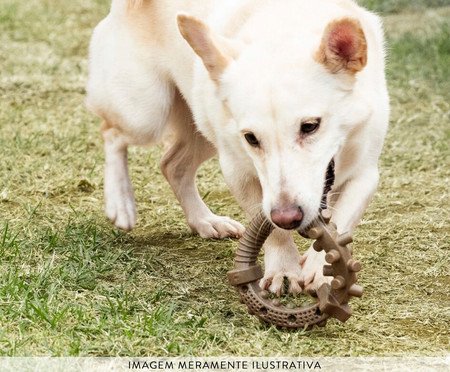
left=270, top=205, right=303, bottom=230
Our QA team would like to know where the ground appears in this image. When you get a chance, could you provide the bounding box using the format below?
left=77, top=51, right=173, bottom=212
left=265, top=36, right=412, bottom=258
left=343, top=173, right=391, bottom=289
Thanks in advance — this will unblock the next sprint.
left=0, top=0, right=449, bottom=357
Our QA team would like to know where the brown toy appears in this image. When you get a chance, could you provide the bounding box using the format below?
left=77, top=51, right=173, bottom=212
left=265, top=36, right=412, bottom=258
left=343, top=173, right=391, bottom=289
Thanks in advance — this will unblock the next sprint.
left=227, top=209, right=363, bottom=329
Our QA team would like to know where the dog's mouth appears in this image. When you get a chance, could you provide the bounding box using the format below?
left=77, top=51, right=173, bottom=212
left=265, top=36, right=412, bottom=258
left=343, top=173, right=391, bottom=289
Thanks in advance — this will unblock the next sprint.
left=321, top=158, right=336, bottom=210
left=298, top=158, right=335, bottom=237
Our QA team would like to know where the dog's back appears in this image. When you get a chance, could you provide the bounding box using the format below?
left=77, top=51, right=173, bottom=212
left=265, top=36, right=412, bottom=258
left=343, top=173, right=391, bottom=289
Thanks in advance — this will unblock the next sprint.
left=87, top=0, right=385, bottom=116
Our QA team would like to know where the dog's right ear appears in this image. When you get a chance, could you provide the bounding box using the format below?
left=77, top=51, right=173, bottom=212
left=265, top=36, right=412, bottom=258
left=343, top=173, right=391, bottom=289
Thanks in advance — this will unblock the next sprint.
left=177, top=14, right=239, bottom=83
left=315, top=18, right=368, bottom=75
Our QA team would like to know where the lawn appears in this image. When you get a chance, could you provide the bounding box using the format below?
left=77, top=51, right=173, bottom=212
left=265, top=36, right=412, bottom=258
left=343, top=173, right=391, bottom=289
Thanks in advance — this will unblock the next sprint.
left=0, top=0, right=449, bottom=357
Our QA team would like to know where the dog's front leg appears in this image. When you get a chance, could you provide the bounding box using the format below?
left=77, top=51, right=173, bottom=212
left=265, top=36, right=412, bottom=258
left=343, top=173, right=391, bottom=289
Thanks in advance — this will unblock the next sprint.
left=301, top=168, right=379, bottom=291
left=161, top=121, right=246, bottom=239
left=220, top=158, right=302, bottom=295
left=259, top=229, right=303, bottom=295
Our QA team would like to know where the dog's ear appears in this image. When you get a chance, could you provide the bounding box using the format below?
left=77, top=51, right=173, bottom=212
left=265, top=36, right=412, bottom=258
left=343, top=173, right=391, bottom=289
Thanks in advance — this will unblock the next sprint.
left=177, top=14, right=239, bottom=83
left=315, top=18, right=367, bottom=75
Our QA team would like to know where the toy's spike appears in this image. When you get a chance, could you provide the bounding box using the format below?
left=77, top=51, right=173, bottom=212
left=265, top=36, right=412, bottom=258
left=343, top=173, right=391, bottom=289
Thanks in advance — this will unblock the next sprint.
left=347, top=259, right=362, bottom=272
left=331, top=275, right=346, bottom=289
left=321, top=209, right=332, bottom=223
left=325, top=250, right=341, bottom=264
left=313, top=240, right=323, bottom=252
left=338, top=232, right=353, bottom=246
left=308, top=227, right=324, bottom=239
left=348, top=284, right=364, bottom=298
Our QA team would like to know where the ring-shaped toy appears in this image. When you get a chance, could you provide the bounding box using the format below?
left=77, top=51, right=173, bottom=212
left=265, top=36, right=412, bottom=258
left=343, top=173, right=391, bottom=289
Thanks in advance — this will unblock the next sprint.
left=227, top=209, right=363, bottom=329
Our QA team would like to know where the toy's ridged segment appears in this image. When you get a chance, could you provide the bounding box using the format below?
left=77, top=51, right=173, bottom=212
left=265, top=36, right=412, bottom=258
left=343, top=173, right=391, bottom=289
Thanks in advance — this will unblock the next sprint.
left=234, top=212, right=273, bottom=267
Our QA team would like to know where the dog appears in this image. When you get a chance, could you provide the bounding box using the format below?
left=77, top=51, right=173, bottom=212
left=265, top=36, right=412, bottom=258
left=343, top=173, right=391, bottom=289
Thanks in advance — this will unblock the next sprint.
left=86, top=0, right=389, bottom=295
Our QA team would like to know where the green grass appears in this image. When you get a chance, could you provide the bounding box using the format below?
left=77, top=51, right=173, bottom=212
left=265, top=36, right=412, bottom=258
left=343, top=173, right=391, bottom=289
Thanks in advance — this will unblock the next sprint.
left=359, top=0, right=450, bottom=13
left=0, top=0, right=449, bottom=357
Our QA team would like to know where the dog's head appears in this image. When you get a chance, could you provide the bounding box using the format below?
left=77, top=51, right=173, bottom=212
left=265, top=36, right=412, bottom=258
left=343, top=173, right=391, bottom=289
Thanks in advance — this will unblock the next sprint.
left=178, top=15, right=368, bottom=232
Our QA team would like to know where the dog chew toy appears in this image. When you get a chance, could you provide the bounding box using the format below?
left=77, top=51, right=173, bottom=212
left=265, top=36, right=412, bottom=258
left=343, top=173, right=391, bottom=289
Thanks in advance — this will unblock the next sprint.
left=227, top=209, right=362, bottom=329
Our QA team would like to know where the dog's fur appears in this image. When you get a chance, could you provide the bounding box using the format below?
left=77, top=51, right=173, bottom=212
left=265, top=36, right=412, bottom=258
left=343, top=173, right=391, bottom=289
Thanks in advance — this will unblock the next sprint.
left=86, top=0, right=389, bottom=294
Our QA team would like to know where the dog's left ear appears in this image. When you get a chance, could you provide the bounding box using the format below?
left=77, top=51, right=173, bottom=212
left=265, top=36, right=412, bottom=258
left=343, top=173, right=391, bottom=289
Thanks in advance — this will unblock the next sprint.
left=315, top=18, right=367, bottom=75
left=177, top=14, right=240, bottom=83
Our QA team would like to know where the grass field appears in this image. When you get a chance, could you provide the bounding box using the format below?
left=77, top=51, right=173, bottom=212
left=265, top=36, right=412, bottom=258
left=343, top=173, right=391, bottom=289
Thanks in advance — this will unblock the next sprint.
left=0, top=0, right=449, bottom=357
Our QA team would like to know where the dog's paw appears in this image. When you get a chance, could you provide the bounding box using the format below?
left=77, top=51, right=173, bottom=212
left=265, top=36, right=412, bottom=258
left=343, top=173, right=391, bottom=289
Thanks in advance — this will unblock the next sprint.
left=259, top=249, right=303, bottom=296
left=190, top=214, right=245, bottom=239
left=105, top=185, right=136, bottom=231
left=300, top=245, right=332, bottom=293
left=260, top=269, right=303, bottom=296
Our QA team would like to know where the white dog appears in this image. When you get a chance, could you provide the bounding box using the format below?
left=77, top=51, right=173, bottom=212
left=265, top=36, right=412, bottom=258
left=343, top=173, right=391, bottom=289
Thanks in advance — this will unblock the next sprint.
left=86, top=0, right=389, bottom=295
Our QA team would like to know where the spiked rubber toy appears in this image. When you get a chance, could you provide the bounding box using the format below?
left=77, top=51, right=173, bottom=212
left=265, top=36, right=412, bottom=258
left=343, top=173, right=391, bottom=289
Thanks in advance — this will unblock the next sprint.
left=227, top=209, right=363, bottom=329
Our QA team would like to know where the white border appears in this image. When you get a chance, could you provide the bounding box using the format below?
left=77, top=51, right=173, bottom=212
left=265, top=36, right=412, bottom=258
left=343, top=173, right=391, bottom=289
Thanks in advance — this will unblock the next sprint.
left=0, top=357, right=449, bottom=372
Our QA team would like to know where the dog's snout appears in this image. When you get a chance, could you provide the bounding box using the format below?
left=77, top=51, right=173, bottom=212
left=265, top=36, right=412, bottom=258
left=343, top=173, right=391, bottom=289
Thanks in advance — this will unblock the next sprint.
left=270, top=205, right=303, bottom=230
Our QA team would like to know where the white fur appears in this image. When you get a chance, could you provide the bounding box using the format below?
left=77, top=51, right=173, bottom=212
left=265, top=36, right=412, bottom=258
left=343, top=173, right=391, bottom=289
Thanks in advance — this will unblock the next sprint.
left=86, top=0, right=389, bottom=294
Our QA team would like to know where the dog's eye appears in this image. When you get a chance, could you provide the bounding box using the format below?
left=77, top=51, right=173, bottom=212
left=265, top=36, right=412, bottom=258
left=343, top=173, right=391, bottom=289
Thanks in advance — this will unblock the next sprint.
left=244, top=132, right=260, bottom=147
left=300, top=118, right=321, bottom=135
